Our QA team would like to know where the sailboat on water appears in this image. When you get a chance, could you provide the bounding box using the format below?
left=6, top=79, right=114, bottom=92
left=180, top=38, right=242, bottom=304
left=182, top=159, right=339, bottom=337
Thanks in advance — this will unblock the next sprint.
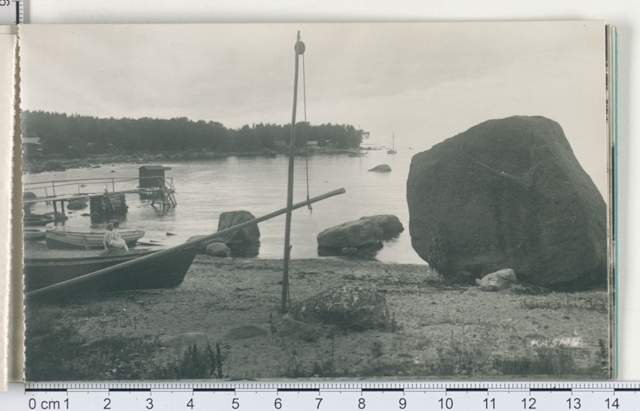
left=387, top=133, right=397, bottom=154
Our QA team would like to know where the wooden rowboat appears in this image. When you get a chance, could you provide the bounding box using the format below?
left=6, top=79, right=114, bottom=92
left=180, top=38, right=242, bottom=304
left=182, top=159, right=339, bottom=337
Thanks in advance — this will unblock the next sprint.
left=23, top=214, right=55, bottom=227
left=24, top=228, right=47, bottom=241
left=23, top=248, right=197, bottom=295
left=45, top=229, right=145, bottom=250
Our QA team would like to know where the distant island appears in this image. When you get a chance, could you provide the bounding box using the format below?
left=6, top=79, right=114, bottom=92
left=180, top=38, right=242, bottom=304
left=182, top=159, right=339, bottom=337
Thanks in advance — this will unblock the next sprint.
left=21, top=111, right=369, bottom=168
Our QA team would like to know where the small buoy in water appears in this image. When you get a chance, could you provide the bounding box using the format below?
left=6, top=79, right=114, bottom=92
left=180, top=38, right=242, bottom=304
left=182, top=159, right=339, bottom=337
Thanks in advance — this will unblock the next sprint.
left=166, top=232, right=176, bottom=236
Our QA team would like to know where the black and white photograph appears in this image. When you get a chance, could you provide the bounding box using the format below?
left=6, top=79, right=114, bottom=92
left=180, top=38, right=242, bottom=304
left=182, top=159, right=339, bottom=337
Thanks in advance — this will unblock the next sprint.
left=19, top=22, right=611, bottom=381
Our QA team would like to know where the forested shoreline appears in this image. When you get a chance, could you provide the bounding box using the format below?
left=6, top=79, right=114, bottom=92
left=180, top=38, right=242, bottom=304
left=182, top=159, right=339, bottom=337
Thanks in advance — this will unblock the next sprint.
left=22, top=111, right=368, bottom=159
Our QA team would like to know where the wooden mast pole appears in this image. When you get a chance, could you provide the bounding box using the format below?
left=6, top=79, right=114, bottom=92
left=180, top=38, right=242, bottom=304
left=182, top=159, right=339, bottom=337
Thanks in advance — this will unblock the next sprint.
left=281, top=31, right=305, bottom=313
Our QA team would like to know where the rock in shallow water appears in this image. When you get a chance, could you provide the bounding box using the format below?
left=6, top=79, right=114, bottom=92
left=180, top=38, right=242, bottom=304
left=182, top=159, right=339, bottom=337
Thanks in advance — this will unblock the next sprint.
left=317, top=219, right=383, bottom=249
left=317, top=215, right=403, bottom=258
left=216, top=210, right=260, bottom=246
left=368, top=164, right=392, bottom=173
left=67, top=199, right=88, bottom=210
left=407, top=116, right=607, bottom=290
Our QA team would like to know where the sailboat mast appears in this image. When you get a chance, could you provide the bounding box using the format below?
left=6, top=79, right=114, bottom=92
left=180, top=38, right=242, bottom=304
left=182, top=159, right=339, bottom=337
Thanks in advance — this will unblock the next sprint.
left=281, top=31, right=305, bottom=313
left=388, top=132, right=397, bottom=154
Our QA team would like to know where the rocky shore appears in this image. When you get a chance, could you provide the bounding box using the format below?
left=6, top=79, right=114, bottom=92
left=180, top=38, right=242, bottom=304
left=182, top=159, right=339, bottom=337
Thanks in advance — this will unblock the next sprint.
left=25, top=256, right=609, bottom=381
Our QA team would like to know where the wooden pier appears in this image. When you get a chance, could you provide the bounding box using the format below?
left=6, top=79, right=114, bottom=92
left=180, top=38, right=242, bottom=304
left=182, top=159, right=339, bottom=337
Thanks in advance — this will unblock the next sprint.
left=89, top=192, right=129, bottom=223
left=23, top=171, right=177, bottom=222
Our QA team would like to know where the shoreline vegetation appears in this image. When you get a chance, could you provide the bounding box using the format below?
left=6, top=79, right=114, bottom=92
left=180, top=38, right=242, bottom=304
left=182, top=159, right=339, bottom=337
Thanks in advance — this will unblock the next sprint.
left=21, top=146, right=366, bottom=174
left=25, top=257, right=609, bottom=381
left=22, top=110, right=371, bottom=174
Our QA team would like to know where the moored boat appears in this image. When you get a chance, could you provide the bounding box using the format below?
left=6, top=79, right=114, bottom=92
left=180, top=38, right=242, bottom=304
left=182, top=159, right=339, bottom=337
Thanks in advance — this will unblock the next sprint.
left=387, top=133, right=397, bottom=154
left=23, top=214, right=55, bottom=227
left=45, top=229, right=145, bottom=250
left=23, top=247, right=197, bottom=295
left=24, top=228, right=47, bottom=241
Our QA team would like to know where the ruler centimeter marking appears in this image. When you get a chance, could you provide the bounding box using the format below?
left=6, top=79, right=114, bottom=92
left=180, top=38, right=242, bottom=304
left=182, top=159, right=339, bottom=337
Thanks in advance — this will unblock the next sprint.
left=0, top=0, right=22, bottom=24
left=9, top=382, right=640, bottom=411
left=21, top=383, right=640, bottom=390
left=18, top=383, right=640, bottom=392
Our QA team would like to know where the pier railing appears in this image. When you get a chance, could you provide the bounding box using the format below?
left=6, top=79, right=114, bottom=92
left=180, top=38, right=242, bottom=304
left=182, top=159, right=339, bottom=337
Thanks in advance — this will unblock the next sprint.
left=23, top=176, right=175, bottom=200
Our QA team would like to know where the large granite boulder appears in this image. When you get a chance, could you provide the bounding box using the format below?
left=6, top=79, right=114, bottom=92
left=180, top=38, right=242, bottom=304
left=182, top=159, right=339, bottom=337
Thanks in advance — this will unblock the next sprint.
left=290, top=286, right=391, bottom=331
left=407, top=116, right=607, bottom=290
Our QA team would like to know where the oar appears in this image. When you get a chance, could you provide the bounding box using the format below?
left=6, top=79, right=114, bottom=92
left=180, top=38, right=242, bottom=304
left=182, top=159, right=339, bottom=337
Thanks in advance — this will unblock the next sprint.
left=26, top=188, right=346, bottom=298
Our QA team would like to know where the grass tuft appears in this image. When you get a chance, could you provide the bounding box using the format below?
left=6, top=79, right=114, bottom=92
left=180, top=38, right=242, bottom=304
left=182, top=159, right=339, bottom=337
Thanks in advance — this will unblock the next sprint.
left=154, top=342, right=223, bottom=380
left=425, top=339, right=492, bottom=376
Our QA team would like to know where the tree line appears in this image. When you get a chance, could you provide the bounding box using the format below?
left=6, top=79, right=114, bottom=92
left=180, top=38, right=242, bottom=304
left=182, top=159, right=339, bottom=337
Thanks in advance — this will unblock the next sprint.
left=22, top=111, right=368, bottom=158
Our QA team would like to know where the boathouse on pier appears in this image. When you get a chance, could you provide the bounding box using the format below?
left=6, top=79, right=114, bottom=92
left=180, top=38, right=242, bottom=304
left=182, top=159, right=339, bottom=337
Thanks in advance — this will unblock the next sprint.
left=138, top=165, right=177, bottom=207
left=139, top=165, right=172, bottom=188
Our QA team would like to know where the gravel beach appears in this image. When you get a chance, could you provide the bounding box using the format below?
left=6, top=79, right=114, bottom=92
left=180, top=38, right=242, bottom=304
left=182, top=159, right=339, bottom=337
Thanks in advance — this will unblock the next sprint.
left=25, top=255, right=609, bottom=381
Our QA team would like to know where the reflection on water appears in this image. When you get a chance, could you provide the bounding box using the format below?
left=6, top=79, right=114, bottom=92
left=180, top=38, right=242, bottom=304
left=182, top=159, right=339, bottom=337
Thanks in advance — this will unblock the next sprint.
left=23, top=150, right=426, bottom=264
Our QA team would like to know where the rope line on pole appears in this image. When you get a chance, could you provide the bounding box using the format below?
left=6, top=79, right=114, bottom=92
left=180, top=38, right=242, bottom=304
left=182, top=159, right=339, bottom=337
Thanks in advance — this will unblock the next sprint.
left=303, top=52, right=312, bottom=213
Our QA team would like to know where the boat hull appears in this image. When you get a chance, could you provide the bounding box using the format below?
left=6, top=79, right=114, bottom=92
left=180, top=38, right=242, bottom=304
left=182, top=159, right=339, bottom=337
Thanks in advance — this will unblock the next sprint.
left=24, top=228, right=47, bottom=241
left=45, top=230, right=145, bottom=250
left=24, top=247, right=197, bottom=296
left=24, top=214, right=55, bottom=227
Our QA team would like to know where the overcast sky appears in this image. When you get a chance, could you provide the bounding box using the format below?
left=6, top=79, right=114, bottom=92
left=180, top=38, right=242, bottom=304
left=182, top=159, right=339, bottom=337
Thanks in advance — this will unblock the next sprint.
left=20, top=22, right=607, bottom=194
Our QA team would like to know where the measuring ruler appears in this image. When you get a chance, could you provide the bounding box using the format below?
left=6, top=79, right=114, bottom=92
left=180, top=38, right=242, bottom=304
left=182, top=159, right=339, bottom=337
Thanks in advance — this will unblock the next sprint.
left=2, top=382, right=640, bottom=411
left=0, top=0, right=22, bottom=25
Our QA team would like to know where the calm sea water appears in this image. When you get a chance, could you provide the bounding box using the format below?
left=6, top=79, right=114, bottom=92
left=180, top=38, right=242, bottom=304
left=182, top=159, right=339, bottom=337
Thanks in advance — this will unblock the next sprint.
left=24, top=150, right=426, bottom=264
